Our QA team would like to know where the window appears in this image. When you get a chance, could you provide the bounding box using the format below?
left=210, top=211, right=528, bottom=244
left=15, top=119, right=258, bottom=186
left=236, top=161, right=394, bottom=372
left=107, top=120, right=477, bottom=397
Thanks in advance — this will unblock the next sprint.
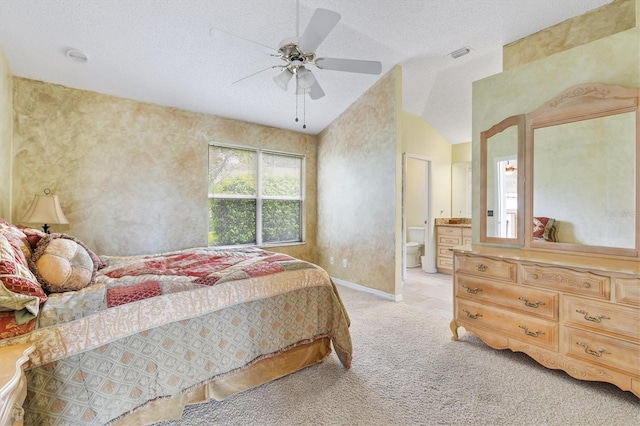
left=208, top=144, right=304, bottom=246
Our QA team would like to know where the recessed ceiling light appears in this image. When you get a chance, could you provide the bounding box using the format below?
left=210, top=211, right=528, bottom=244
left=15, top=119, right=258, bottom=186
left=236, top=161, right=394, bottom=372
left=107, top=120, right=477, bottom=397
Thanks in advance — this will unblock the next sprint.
left=65, top=49, right=88, bottom=63
left=449, top=46, right=472, bottom=59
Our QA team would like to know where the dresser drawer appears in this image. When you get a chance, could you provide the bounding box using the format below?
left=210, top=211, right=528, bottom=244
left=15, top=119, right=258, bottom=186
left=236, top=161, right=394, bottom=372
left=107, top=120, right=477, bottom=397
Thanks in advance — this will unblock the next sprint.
left=438, top=235, right=462, bottom=246
left=563, top=327, right=640, bottom=377
left=437, top=226, right=462, bottom=237
left=615, top=276, right=640, bottom=307
left=456, top=274, right=558, bottom=320
left=562, top=296, right=640, bottom=342
left=456, top=299, right=558, bottom=350
left=521, top=264, right=610, bottom=300
left=455, top=255, right=517, bottom=283
left=438, top=246, right=453, bottom=257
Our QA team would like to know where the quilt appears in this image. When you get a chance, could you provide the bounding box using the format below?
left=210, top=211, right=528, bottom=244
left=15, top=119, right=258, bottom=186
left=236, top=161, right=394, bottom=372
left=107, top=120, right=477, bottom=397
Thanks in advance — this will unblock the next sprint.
left=0, top=246, right=352, bottom=425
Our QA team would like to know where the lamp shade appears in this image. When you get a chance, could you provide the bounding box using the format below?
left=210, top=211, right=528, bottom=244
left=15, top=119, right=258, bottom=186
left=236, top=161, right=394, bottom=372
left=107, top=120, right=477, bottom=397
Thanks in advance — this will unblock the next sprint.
left=22, top=194, right=69, bottom=225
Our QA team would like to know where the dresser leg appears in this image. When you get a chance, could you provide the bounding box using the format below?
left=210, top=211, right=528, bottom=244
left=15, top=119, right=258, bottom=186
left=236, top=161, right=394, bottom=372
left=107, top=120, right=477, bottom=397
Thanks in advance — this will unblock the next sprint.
left=450, top=319, right=459, bottom=341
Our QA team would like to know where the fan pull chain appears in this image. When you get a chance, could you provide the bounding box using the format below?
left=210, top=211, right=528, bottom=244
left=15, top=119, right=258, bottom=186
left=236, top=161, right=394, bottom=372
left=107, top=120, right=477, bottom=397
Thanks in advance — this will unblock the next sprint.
left=295, top=90, right=299, bottom=124
left=303, top=91, right=306, bottom=129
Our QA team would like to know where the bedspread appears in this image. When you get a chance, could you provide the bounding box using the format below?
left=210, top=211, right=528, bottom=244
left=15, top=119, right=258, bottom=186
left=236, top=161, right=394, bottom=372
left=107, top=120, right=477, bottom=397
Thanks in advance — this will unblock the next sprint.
left=0, top=247, right=352, bottom=425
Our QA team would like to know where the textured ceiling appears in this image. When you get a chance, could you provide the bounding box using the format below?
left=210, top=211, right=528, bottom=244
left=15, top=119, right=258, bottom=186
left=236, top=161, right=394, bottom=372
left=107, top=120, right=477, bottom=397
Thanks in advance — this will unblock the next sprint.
left=0, top=0, right=613, bottom=142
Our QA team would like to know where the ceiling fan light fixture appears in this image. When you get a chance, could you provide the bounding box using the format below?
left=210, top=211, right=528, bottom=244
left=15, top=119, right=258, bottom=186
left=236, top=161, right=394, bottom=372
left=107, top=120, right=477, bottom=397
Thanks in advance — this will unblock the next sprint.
left=296, top=67, right=316, bottom=90
left=273, top=69, right=294, bottom=90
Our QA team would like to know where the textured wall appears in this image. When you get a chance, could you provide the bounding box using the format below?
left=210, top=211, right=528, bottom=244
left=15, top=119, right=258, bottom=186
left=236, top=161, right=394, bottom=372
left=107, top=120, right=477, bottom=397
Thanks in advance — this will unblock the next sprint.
left=0, top=46, right=12, bottom=219
left=503, top=0, right=636, bottom=70
left=317, top=69, right=400, bottom=295
left=11, top=78, right=317, bottom=259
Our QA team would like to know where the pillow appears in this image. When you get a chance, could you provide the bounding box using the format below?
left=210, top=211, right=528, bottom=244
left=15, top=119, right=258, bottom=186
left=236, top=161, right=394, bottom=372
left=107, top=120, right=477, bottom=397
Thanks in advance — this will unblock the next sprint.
left=0, top=234, right=46, bottom=322
left=16, top=224, right=47, bottom=251
left=0, top=219, right=33, bottom=260
left=533, top=217, right=556, bottom=241
left=30, top=233, right=98, bottom=293
left=0, top=310, right=36, bottom=339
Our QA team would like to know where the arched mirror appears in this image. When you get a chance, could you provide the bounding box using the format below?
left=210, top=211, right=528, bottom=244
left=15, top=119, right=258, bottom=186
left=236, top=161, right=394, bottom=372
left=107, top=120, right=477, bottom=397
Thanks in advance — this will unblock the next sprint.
left=527, top=83, right=639, bottom=257
left=480, top=114, right=525, bottom=245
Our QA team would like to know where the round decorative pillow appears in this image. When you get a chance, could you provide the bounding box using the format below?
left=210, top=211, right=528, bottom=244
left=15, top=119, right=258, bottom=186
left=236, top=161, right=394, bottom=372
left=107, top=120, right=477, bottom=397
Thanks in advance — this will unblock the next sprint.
left=30, top=234, right=97, bottom=293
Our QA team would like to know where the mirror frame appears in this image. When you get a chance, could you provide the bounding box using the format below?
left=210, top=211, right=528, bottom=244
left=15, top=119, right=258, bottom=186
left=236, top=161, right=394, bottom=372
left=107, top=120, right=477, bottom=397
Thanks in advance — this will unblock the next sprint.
left=526, top=83, right=640, bottom=258
left=480, top=114, right=525, bottom=245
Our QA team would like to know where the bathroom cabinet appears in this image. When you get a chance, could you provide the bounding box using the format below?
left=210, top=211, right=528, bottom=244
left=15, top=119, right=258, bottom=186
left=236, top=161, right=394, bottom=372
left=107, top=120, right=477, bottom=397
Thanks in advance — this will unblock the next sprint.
left=435, top=220, right=471, bottom=274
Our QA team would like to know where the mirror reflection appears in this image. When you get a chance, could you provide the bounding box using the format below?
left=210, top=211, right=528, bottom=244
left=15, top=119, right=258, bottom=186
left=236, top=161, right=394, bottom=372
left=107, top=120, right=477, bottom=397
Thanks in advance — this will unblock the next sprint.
left=480, top=114, right=524, bottom=244
left=533, top=111, right=636, bottom=248
left=486, top=131, right=517, bottom=239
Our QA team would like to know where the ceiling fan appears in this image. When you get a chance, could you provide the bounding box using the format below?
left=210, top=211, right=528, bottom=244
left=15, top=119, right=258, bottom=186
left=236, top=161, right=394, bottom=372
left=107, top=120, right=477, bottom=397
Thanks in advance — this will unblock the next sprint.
left=210, top=3, right=382, bottom=102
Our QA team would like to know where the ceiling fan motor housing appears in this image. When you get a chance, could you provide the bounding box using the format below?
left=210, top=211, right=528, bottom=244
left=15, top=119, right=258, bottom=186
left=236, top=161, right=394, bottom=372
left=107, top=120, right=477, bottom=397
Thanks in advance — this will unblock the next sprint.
left=278, top=42, right=317, bottom=70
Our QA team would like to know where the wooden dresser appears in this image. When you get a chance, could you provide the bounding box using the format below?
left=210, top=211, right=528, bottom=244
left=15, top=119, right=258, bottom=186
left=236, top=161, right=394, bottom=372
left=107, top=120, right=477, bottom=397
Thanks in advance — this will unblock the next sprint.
left=450, top=245, right=640, bottom=398
left=435, top=219, right=471, bottom=274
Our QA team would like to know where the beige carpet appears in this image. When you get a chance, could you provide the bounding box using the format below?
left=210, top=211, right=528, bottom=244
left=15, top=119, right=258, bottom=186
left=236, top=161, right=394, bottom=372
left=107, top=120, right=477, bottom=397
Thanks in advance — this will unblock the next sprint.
left=156, top=284, right=639, bottom=425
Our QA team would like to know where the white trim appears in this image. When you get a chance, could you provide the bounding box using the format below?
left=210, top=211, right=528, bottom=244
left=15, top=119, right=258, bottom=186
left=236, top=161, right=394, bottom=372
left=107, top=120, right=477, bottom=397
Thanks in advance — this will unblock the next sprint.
left=332, top=277, right=403, bottom=302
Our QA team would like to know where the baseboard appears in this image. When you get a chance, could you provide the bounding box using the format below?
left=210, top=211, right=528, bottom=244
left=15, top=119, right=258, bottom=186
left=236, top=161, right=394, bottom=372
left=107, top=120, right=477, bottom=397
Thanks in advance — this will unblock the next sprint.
left=331, top=277, right=402, bottom=302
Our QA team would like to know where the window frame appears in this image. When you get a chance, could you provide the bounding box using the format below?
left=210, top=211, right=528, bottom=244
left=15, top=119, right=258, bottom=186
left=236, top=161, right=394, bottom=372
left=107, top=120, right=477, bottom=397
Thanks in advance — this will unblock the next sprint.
left=208, top=143, right=306, bottom=248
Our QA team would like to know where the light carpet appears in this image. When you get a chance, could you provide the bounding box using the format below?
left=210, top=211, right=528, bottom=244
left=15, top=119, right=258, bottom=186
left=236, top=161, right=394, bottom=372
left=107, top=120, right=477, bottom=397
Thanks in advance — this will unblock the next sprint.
left=156, top=284, right=639, bottom=425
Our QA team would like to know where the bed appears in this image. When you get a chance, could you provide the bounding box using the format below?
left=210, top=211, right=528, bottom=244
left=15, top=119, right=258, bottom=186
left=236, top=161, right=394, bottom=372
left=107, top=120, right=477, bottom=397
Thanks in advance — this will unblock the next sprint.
left=0, top=219, right=352, bottom=425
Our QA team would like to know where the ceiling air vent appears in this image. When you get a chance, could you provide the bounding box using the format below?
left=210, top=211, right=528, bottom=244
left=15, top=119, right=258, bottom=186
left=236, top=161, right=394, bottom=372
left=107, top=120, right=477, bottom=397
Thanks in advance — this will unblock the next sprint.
left=449, top=46, right=472, bottom=59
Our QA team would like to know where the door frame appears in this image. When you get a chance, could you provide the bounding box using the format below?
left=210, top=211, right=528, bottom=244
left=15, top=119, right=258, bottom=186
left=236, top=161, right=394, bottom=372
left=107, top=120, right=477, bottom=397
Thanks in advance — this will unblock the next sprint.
left=402, top=153, right=433, bottom=281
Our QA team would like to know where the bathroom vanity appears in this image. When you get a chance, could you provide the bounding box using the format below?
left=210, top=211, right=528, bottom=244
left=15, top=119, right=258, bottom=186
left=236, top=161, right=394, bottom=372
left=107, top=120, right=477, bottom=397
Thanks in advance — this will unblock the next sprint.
left=435, top=218, right=471, bottom=274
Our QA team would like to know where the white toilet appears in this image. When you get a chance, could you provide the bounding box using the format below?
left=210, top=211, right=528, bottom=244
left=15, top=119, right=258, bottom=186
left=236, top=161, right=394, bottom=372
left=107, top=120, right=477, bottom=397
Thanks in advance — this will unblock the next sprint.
left=405, top=227, right=425, bottom=268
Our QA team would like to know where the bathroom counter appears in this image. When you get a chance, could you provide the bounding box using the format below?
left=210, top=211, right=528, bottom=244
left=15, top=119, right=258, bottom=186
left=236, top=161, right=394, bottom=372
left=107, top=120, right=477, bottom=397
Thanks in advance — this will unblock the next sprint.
left=435, top=219, right=471, bottom=274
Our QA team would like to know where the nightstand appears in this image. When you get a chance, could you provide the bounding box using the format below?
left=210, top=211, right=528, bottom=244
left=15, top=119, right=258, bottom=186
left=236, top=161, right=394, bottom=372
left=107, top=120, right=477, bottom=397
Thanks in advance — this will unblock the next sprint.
left=0, top=343, right=34, bottom=426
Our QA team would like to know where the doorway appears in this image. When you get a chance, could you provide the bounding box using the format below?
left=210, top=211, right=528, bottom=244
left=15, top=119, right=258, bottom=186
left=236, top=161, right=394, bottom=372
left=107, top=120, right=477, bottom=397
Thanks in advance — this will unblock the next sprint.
left=402, top=154, right=433, bottom=282
left=495, top=157, right=517, bottom=238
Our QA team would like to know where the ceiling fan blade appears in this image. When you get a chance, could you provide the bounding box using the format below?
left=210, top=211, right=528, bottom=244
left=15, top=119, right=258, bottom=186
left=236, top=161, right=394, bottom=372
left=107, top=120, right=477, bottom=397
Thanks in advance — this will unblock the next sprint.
left=232, top=66, right=283, bottom=86
left=316, top=58, right=382, bottom=75
left=210, top=28, right=279, bottom=56
left=297, top=79, right=325, bottom=100
left=298, top=8, right=341, bottom=53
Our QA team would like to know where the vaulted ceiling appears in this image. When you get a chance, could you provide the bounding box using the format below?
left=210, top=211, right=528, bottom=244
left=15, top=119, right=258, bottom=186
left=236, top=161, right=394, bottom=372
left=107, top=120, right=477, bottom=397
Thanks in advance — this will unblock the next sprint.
left=0, top=0, right=612, bottom=143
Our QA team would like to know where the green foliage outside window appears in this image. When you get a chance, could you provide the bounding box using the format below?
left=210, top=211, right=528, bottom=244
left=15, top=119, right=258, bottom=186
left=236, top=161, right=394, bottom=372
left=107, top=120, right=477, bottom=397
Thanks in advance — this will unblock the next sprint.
left=209, top=198, right=256, bottom=246
left=208, top=147, right=303, bottom=246
left=262, top=199, right=301, bottom=243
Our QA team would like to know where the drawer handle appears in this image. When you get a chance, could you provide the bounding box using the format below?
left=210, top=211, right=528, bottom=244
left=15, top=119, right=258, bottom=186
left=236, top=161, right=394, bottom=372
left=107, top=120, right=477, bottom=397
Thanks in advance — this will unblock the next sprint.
left=519, top=325, right=545, bottom=337
left=529, top=273, right=591, bottom=288
left=518, top=297, right=545, bottom=308
left=462, top=309, right=482, bottom=319
left=462, top=285, right=482, bottom=294
left=476, top=264, right=488, bottom=272
left=576, top=310, right=610, bottom=323
left=576, top=342, right=609, bottom=357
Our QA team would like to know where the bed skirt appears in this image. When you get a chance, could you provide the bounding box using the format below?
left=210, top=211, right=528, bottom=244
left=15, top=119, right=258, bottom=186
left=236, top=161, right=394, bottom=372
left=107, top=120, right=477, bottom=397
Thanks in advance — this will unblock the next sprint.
left=111, top=337, right=332, bottom=425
